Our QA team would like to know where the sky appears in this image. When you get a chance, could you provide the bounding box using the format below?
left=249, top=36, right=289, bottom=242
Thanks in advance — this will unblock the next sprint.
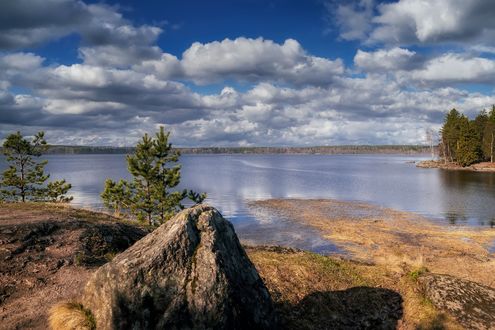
left=1, top=0, right=495, bottom=147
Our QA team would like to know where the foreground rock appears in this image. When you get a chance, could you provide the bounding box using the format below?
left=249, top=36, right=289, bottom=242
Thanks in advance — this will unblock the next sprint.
left=418, top=274, right=495, bottom=330
left=82, top=205, right=276, bottom=329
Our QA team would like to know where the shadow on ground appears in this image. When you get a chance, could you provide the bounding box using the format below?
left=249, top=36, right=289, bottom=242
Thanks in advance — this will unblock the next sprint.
left=277, top=286, right=403, bottom=330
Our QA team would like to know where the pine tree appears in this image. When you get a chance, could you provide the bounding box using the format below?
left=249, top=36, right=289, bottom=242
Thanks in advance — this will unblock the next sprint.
left=482, top=105, right=495, bottom=162
left=0, top=131, right=72, bottom=202
left=152, top=127, right=184, bottom=223
left=456, top=116, right=482, bottom=167
left=440, top=109, right=462, bottom=162
left=101, top=179, right=132, bottom=217
left=101, top=127, right=206, bottom=226
left=127, top=133, right=159, bottom=224
left=473, top=110, right=488, bottom=152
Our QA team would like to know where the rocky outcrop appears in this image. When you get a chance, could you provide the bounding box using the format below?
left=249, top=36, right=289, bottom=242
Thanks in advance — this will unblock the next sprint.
left=82, top=205, right=276, bottom=329
left=418, top=273, right=495, bottom=330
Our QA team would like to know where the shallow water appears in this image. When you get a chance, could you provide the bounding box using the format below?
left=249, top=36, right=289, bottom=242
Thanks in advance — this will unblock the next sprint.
left=2, top=153, right=495, bottom=253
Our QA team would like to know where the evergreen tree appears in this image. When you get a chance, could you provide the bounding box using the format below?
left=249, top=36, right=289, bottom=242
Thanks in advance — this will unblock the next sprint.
left=473, top=110, right=488, bottom=152
left=456, top=116, right=482, bottom=167
left=0, top=131, right=72, bottom=202
left=440, top=109, right=461, bottom=162
left=101, top=179, right=132, bottom=217
left=482, top=105, right=495, bottom=162
left=127, top=133, right=159, bottom=224
left=101, top=127, right=206, bottom=226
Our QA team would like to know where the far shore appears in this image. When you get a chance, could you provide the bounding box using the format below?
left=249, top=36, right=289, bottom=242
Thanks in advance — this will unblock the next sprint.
left=416, top=159, right=495, bottom=172
left=0, top=144, right=434, bottom=155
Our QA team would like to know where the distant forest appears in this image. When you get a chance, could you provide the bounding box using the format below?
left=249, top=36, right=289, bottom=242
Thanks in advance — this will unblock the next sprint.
left=440, top=106, right=495, bottom=166
left=0, top=145, right=433, bottom=155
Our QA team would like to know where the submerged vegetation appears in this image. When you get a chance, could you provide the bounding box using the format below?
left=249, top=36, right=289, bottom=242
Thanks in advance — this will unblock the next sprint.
left=0, top=131, right=72, bottom=203
left=101, top=127, right=206, bottom=226
left=440, top=106, right=495, bottom=166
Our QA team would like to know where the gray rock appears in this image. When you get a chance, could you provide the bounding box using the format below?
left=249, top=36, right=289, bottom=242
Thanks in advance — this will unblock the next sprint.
left=82, top=205, right=276, bottom=329
left=418, top=273, right=495, bottom=330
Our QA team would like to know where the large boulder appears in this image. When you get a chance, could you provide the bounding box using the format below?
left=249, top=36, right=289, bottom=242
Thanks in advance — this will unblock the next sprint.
left=418, top=273, right=495, bottom=330
left=81, top=205, right=276, bottom=329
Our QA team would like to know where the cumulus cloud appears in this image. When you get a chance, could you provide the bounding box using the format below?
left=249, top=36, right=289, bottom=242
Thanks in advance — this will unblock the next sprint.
left=370, top=0, right=495, bottom=45
left=0, top=0, right=163, bottom=68
left=326, top=0, right=375, bottom=41
left=0, top=0, right=89, bottom=49
left=410, top=53, right=495, bottom=84
left=329, top=0, right=495, bottom=47
left=354, top=47, right=423, bottom=72
left=1, top=0, right=495, bottom=146
left=135, top=38, right=344, bottom=86
left=2, top=46, right=493, bottom=147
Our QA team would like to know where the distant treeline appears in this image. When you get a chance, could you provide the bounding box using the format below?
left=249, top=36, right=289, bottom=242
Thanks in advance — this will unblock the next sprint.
left=178, top=145, right=432, bottom=154
left=440, top=106, right=495, bottom=166
left=0, top=144, right=433, bottom=155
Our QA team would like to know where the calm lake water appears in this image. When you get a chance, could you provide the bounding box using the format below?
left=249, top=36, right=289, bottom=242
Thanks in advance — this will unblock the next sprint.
left=2, top=154, right=495, bottom=253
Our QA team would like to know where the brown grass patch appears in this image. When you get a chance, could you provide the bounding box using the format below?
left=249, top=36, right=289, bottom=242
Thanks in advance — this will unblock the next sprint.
left=247, top=246, right=461, bottom=329
left=49, top=302, right=95, bottom=330
left=251, top=199, right=495, bottom=288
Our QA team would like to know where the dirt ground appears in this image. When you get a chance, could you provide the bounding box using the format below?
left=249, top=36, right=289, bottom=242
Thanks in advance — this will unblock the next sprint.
left=0, top=203, right=147, bottom=330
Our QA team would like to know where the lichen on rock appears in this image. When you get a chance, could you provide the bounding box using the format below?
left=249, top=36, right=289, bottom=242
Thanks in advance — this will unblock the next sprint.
left=418, top=273, right=495, bottom=330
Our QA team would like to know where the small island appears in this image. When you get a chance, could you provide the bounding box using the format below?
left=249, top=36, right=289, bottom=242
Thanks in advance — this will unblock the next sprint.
left=417, top=106, right=495, bottom=171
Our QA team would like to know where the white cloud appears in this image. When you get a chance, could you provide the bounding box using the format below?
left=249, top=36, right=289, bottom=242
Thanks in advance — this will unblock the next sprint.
left=1, top=1, right=495, bottom=147
left=369, top=0, right=495, bottom=45
left=410, top=54, right=495, bottom=84
left=0, top=52, right=45, bottom=71
left=327, top=0, right=375, bottom=41
left=136, top=38, right=344, bottom=86
left=329, top=0, right=495, bottom=47
left=354, top=47, right=420, bottom=72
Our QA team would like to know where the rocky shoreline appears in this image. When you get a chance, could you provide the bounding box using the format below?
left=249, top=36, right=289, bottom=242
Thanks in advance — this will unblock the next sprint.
left=416, top=160, right=495, bottom=172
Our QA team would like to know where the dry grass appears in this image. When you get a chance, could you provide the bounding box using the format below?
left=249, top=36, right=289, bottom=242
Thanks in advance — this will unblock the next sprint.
left=247, top=246, right=462, bottom=329
left=49, top=302, right=95, bottom=330
left=251, top=199, right=495, bottom=288
left=248, top=199, right=495, bottom=329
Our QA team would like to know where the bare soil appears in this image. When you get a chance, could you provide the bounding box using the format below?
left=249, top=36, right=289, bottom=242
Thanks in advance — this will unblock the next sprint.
left=0, top=203, right=148, bottom=330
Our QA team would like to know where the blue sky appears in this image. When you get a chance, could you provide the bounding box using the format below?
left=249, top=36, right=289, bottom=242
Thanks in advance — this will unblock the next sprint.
left=1, top=0, right=495, bottom=146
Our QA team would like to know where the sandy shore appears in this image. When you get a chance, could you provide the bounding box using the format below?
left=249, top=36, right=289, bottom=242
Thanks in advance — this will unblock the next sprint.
left=250, top=199, right=495, bottom=288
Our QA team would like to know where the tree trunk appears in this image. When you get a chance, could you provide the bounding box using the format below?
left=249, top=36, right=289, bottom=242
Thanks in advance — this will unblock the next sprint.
left=491, top=132, right=494, bottom=163
left=20, top=163, right=25, bottom=202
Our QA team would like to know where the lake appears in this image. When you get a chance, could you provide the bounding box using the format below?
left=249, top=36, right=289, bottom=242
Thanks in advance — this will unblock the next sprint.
left=2, top=154, right=495, bottom=253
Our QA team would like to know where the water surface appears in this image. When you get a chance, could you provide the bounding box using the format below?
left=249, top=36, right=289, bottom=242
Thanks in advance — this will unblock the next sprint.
left=2, top=154, right=495, bottom=253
